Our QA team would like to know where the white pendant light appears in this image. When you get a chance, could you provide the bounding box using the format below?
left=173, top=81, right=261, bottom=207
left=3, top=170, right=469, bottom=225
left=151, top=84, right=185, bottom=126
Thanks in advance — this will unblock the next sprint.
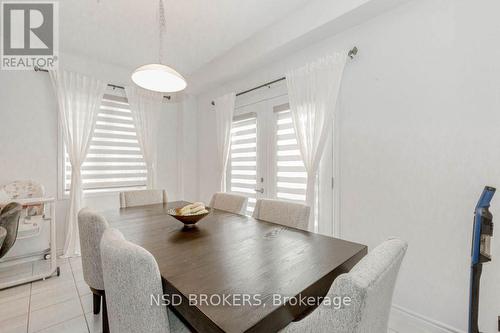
left=132, top=64, right=186, bottom=93
left=131, top=0, right=186, bottom=93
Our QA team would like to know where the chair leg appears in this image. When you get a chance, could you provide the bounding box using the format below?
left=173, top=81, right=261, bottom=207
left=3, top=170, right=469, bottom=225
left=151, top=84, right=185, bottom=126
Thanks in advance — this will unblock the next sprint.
left=102, top=294, right=109, bottom=333
left=93, top=293, right=101, bottom=315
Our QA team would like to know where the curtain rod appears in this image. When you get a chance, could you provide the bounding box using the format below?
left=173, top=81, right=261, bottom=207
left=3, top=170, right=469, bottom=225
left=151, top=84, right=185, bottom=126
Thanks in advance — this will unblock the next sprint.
left=34, top=66, right=171, bottom=100
left=211, top=46, right=358, bottom=106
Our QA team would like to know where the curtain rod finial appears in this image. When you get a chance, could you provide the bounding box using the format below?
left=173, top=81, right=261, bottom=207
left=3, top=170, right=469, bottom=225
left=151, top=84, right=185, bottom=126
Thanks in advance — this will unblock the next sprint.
left=348, top=46, right=358, bottom=59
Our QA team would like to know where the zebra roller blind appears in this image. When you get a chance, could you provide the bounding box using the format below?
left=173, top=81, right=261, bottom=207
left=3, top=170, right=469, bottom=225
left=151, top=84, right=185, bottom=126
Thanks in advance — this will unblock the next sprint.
left=275, top=107, right=307, bottom=202
left=226, top=113, right=258, bottom=214
left=64, top=92, right=147, bottom=193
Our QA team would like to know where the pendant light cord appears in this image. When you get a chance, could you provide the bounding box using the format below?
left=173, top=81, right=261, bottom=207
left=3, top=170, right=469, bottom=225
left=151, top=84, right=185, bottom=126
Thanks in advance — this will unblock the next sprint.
left=158, top=0, right=166, bottom=64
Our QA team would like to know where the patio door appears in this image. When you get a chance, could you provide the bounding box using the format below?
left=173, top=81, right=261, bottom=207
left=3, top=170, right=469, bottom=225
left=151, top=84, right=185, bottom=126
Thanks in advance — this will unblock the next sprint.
left=224, top=84, right=336, bottom=235
left=225, top=93, right=307, bottom=215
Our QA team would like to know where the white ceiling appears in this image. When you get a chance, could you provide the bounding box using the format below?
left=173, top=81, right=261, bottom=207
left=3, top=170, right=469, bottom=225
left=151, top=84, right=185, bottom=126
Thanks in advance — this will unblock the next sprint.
left=59, top=0, right=310, bottom=76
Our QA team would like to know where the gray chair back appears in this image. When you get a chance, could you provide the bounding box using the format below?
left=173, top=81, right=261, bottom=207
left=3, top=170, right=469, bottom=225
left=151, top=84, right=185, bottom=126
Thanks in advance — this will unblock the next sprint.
left=0, top=202, right=22, bottom=258
left=119, top=190, right=168, bottom=208
left=281, top=238, right=408, bottom=333
left=252, top=199, right=310, bottom=230
left=0, top=226, right=6, bottom=251
left=78, top=208, right=109, bottom=290
left=101, top=228, right=170, bottom=333
left=209, top=192, right=248, bottom=215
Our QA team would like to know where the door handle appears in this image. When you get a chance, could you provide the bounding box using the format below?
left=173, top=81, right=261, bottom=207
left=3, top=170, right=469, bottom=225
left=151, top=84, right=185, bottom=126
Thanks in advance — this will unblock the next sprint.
left=254, top=188, right=264, bottom=194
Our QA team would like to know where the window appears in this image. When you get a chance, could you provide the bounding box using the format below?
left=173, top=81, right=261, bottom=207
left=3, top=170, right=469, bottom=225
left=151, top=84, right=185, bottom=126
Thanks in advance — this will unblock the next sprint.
left=226, top=113, right=258, bottom=214
left=63, top=91, right=147, bottom=194
left=275, top=107, right=307, bottom=202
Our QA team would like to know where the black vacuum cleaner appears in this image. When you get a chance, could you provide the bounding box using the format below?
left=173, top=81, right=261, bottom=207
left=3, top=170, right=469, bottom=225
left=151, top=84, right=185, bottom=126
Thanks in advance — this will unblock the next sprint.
left=469, top=186, right=495, bottom=333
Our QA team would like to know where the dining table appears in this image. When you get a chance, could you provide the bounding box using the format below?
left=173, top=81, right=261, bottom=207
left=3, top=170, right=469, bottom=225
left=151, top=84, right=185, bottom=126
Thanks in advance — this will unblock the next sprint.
left=101, top=201, right=367, bottom=333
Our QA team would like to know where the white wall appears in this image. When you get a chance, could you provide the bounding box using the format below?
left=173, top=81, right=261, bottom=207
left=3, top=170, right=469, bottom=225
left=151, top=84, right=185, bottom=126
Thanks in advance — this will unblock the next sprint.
left=0, top=52, right=184, bottom=250
left=179, top=95, right=199, bottom=202
left=195, top=0, right=500, bottom=331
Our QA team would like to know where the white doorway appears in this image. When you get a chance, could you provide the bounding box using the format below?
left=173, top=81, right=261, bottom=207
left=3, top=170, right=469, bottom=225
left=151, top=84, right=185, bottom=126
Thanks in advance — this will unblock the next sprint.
left=224, top=81, right=338, bottom=236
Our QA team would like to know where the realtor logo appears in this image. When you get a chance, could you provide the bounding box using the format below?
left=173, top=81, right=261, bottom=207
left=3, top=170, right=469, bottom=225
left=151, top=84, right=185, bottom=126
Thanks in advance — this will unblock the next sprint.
left=1, top=1, right=58, bottom=70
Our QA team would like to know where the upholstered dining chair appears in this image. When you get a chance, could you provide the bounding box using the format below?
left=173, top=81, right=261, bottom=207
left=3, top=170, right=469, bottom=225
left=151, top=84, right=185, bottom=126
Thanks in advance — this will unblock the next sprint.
left=77, top=208, right=110, bottom=333
left=0, top=202, right=22, bottom=258
left=209, top=192, right=248, bottom=215
left=279, top=238, right=408, bottom=333
left=252, top=199, right=310, bottom=230
left=100, top=228, right=189, bottom=333
left=119, top=189, right=168, bottom=208
left=0, top=226, right=7, bottom=252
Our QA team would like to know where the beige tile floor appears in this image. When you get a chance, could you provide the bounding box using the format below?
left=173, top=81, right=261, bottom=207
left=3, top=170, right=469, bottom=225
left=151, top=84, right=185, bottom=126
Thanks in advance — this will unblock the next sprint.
left=0, top=257, right=102, bottom=333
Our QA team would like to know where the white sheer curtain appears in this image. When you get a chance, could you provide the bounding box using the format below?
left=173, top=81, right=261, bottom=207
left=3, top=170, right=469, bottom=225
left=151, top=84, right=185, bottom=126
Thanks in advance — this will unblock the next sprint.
left=125, top=86, right=163, bottom=189
left=50, top=70, right=107, bottom=257
left=286, top=54, right=347, bottom=231
left=214, top=93, right=236, bottom=191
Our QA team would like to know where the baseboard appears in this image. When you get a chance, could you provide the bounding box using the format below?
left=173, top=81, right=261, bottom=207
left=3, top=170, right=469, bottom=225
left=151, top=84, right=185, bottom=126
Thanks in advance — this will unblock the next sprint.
left=389, top=305, right=465, bottom=333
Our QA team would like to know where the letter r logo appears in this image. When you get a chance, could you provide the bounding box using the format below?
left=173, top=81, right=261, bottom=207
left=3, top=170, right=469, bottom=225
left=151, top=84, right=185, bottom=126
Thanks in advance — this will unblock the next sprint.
left=2, top=2, right=54, bottom=55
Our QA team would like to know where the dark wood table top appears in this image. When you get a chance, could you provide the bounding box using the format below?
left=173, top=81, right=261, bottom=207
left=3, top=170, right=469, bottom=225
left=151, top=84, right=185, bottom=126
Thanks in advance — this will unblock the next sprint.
left=101, top=201, right=367, bottom=333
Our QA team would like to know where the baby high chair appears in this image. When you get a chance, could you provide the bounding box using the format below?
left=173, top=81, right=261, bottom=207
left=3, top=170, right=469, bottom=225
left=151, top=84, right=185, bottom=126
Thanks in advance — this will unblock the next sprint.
left=1, top=181, right=45, bottom=255
left=0, top=180, right=59, bottom=289
left=0, top=202, right=22, bottom=258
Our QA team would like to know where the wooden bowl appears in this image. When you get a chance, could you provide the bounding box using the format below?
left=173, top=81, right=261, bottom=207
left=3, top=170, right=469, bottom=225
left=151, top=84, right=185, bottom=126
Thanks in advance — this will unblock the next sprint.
left=167, top=208, right=211, bottom=226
